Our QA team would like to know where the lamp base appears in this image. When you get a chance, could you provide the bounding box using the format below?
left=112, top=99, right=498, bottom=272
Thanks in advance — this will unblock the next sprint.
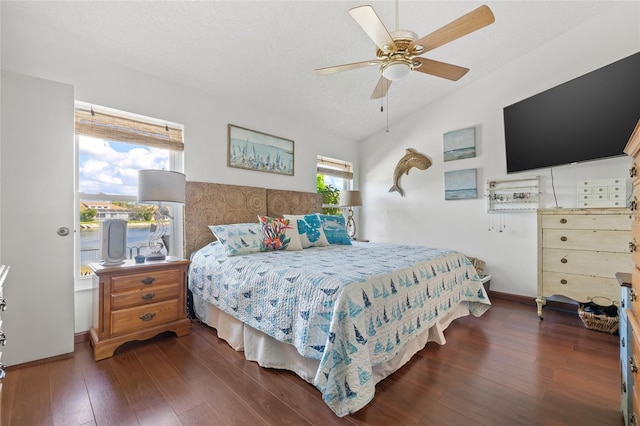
left=145, top=253, right=166, bottom=261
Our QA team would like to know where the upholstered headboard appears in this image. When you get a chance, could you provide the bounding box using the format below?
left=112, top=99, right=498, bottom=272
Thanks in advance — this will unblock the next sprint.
left=184, top=181, right=322, bottom=258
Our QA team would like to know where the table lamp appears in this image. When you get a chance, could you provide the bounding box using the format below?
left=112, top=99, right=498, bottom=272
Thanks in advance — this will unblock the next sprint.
left=137, top=169, right=186, bottom=261
left=339, top=190, right=362, bottom=239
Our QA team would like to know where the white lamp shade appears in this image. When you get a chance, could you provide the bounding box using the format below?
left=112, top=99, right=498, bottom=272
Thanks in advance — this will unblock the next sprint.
left=339, top=190, right=362, bottom=207
left=137, top=170, right=186, bottom=204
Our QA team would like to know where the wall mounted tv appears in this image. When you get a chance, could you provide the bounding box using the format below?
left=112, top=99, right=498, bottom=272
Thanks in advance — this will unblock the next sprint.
left=503, top=51, right=640, bottom=174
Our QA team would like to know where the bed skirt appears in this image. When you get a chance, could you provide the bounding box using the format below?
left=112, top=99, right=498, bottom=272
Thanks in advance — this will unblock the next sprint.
left=192, top=293, right=471, bottom=387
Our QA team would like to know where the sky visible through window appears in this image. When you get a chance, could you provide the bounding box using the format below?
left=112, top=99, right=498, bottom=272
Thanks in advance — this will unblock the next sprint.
left=79, top=135, right=170, bottom=196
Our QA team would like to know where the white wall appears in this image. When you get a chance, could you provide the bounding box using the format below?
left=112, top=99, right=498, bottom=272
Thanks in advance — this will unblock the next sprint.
left=1, top=15, right=360, bottom=334
left=359, top=3, right=640, bottom=298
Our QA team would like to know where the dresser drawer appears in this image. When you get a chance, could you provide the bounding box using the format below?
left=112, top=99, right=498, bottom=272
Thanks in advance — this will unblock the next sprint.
left=631, top=268, right=640, bottom=316
left=110, top=299, right=181, bottom=336
left=111, top=283, right=181, bottom=310
left=542, top=228, right=630, bottom=252
left=541, top=213, right=630, bottom=231
left=542, top=248, right=632, bottom=277
left=111, top=268, right=181, bottom=293
left=540, top=271, right=619, bottom=303
left=632, top=184, right=640, bottom=218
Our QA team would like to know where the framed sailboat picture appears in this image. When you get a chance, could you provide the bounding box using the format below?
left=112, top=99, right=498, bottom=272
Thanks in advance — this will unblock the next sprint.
left=227, top=124, right=295, bottom=175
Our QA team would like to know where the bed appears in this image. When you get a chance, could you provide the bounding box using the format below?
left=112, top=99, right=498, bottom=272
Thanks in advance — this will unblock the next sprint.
left=185, top=181, right=491, bottom=417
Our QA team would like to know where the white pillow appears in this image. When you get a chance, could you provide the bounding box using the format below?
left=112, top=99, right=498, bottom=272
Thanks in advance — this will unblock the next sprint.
left=283, top=213, right=330, bottom=248
left=257, top=215, right=302, bottom=251
left=208, top=223, right=263, bottom=256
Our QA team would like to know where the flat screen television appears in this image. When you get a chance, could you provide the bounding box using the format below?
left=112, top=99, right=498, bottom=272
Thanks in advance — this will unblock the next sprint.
left=503, top=51, right=640, bottom=174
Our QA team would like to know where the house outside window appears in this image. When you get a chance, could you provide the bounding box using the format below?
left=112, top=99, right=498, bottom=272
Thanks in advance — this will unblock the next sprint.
left=317, top=155, right=353, bottom=215
left=75, top=103, right=184, bottom=276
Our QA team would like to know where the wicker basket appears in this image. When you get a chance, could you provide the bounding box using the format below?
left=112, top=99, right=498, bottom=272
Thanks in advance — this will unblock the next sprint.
left=577, top=302, right=619, bottom=334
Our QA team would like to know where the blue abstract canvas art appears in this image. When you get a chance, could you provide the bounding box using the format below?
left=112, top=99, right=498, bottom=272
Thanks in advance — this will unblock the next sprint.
left=443, top=126, right=476, bottom=162
left=444, top=168, right=477, bottom=200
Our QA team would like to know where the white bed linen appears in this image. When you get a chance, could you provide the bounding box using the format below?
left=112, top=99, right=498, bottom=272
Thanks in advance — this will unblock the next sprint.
left=193, top=292, right=471, bottom=385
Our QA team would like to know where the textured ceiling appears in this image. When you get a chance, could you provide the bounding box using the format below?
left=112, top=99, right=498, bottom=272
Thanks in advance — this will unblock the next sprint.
left=1, top=1, right=622, bottom=141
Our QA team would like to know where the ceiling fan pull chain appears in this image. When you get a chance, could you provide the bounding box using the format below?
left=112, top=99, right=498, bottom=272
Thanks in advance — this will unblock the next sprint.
left=385, top=91, right=390, bottom=133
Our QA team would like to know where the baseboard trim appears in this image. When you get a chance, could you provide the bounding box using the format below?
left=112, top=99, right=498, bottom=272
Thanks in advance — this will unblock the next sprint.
left=75, top=330, right=90, bottom=344
left=489, top=291, right=577, bottom=312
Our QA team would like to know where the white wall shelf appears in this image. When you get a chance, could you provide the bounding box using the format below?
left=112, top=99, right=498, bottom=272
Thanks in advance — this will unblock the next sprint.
left=486, top=176, right=540, bottom=213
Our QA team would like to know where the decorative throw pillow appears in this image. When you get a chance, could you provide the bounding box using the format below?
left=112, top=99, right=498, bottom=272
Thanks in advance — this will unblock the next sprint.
left=284, top=213, right=330, bottom=249
left=257, top=215, right=302, bottom=251
left=208, top=223, right=263, bottom=256
left=318, top=214, right=352, bottom=245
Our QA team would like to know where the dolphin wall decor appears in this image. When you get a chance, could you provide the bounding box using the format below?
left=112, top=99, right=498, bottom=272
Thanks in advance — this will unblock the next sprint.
left=389, top=148, right=432, bottom=197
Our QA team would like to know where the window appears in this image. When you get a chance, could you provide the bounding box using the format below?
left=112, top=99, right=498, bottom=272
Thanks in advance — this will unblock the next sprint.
left=317, top=155, right=353, bottom=215
left=75, top=103, right=184, bottom=276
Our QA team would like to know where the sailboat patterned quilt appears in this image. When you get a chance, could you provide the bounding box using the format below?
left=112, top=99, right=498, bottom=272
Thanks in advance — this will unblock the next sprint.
left=188, top=241, right=491, bottom=416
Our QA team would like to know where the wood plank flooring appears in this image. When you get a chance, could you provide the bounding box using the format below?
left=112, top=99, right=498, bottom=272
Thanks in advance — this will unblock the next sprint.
left=1, top=299, right=622, bottom=425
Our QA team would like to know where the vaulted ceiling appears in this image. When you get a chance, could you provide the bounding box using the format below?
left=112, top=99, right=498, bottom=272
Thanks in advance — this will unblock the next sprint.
left=1, top=1, right=621, bottom=141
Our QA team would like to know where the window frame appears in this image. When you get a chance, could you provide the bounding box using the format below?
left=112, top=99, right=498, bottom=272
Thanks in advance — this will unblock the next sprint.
left=74, top=103, right=184, bottom=284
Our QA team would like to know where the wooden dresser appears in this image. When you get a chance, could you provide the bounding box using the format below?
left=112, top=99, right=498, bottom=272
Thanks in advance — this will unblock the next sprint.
left=622, top=118, right=640, bottom=424
left=536, top=207, right=632, bottom=319
left=89, top=259, right=191, bottom=361
left=0, top=265, right=8, bottom=384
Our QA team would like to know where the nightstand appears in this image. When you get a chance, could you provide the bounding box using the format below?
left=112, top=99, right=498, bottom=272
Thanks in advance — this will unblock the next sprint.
left=89, top=259, right=191, bottom=361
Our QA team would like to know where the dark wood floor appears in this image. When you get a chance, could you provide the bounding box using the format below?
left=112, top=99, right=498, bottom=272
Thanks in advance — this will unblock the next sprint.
left=1, top=299, right=622, bottom=425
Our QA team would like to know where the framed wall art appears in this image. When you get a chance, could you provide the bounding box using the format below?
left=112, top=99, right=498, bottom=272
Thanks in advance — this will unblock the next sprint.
left=444, top=168, right=477, bottom=200
left=443, top=126, right=476, bottom=162
left=227, top=124, right=294, bottom=176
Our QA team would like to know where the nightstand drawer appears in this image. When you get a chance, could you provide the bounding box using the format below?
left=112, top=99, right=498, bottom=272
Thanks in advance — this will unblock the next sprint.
left=111, top=283, right=181, bottom=310
left=110, top=299, right=180, bottom=336
left=111, top=269, right=181, bottom=293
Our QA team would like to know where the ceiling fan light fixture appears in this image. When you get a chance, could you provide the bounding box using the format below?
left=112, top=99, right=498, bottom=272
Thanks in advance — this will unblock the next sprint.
left=381, top=59, right=413, bottom=81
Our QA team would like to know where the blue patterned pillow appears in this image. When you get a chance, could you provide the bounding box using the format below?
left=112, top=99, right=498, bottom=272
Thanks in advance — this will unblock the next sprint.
left=208, top=223, right=263, bottom=256
left=284, top=213, right=330, bottom=248
left=318, top=214, right=352, bottom=245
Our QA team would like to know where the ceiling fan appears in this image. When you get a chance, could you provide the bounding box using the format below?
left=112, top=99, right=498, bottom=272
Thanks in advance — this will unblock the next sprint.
left=315, top=3, right=495, bottom=99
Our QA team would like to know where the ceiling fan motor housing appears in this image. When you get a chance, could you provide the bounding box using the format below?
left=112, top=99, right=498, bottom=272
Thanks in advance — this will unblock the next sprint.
left=378, top=30, right=421, bottom=80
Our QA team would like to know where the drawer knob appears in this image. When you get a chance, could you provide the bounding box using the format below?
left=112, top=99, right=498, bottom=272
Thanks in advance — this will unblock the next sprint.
left=622, top=299, right=626, bottom=308
left=560, top=279, right=567, bottom=285
left=632, top=199, right=638, bottom=212
left=141, top=293, right=155, bottom=301
left=0, top=298, right=6, bottom=311
left=631, top=288, right=637, bottom=302
left=632, top=413, right=638, bottom=426
left=631, top=241, right=637, bottom=253
left=0, top=331, right=6, bottom=346
left=623, top=380, right=627, bottom=393
left=139, top=312, right=156, bottom=322
left=560, top=218, right=567, bottom=224
left=623, top=337, right=626, bottom=347
left=560, top=236, right=567, bottom=242
left=141, top=277, right=155, bottom=285
left=631, top=355, right=639, bottom=374
left=631, top=165, right=637, bottom=178
left=560, top=258, right=568, bottom=264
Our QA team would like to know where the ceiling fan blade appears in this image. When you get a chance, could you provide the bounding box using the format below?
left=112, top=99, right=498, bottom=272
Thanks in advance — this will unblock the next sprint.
left=413, top=57, right=469, bottom=81
left=409, top=5, right=495, bottom=55
left=371, top=76, right=392, bottom=99
left=315, top=60, right=381, bottom=76
left=349, top=5, right=397, bottom=53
